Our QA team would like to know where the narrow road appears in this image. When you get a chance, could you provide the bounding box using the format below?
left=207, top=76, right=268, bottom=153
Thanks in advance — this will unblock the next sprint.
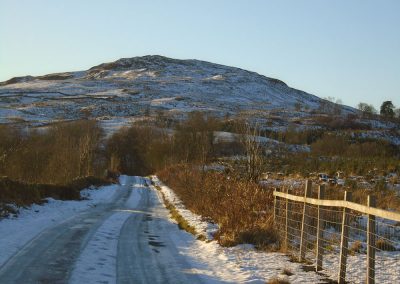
left=0, top=177, right=207, bottom=284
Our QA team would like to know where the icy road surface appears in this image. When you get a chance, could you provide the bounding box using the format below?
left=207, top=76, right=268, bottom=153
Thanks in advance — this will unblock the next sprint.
left=0, top=177, right=217, bottom=283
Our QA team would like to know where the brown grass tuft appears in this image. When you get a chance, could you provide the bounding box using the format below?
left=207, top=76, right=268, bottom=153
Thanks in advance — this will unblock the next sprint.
left=376, top=239, right=397, bottom=251
left=350, top=240, right=363, bottom=255
left=267, top=278, right=290, bottom=284
left=282, top=268, right=293, bottom=276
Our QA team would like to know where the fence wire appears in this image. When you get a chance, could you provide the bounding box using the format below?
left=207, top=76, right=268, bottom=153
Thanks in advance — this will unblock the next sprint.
left=274, top=190, right=400, bottom=284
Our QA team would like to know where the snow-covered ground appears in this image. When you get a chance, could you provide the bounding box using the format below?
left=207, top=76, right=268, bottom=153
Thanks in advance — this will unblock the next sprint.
left=214, top=131, right=310, bottom=153
left=1, top=174, right=398, bottom=283
left=0, top=55, right=358, bottom=130
left=1, top=175, right=326, bottom=283
left=351, top=130, right=400, bottom=146
left=0, top=183, right=120, bottom=268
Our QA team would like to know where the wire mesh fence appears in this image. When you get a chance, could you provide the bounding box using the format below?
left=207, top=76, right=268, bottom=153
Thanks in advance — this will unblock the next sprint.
left=274, top=182, right=400, bottom=284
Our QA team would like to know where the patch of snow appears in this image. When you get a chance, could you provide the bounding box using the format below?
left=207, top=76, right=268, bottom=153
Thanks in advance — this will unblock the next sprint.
left=351, top=130, right=400, bottom=145
left=69, top=211, right=131, bottom=284
left=213, top=131, right=310, bottom=153
left=205, top=75, right=224, bottom=80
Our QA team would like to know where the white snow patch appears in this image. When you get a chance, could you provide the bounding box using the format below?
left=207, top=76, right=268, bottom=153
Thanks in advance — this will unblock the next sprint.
left=206, top=75, right=224, bottom=80
left=69, top=211, right=131, bottom=284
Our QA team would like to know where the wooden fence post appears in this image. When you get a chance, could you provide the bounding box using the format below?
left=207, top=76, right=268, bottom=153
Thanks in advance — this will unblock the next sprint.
left=273, top=188, right=278, bottom=224
left=299, top=180, right=312, bottom=262
left=285, top=187, right=290, bottom=249
left=367, top=195, right=376, bottom=284
left=338, top=191, right=352, bottom=284
left=315, top=185, right=325, bottom=271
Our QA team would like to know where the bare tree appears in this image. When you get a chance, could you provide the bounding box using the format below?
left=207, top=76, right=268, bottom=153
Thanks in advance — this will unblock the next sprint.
left=238, top=122, right=264, bottom=182
left=358, top=102, right=377, bottom=118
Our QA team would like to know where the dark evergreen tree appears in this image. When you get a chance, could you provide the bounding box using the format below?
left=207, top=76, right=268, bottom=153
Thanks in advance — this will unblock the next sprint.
left=380, top=101, right=395, bottom=118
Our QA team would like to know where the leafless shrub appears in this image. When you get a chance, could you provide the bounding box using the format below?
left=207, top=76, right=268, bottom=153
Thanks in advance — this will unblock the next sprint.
left=236, top=121, right=264, bottom=182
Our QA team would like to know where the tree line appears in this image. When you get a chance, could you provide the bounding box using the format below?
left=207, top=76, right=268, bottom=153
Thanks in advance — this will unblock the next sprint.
left=0, top=120, right=104, bottom=185
left=358, top=100, right=399, bottom=119
left=0, top=113, right=260, bottom=184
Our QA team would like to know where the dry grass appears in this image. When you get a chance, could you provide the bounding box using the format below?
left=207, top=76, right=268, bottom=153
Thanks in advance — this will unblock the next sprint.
left=155, top=185, right=202, bottom=238
left=282, top=268, right=293, bottom=276
left=267, top=278, right=290, bottom=284
left=376, top=239, right=397, bottom=251
left=157, top=164, right=279, bottom=249
left=350, top=240, right=363, bottom=254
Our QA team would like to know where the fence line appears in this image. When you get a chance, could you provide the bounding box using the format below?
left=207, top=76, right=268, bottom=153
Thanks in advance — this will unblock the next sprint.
left=273, top=181, right=400, bottom=284
left=273, top=191, right=400, bottom=222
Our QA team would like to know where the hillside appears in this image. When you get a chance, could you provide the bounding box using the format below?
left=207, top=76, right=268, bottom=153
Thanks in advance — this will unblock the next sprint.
left=0, top=55, right=350, bottom=125
left=1, top=55, right=398, bottom=145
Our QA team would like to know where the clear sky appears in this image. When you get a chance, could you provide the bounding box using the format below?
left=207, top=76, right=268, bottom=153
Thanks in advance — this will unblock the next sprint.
left=0, top=0, right=399, bottom=109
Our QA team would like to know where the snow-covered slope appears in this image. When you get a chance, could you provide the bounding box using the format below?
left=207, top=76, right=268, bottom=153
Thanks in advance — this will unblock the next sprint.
left=0, top=55, right=354, bottom=127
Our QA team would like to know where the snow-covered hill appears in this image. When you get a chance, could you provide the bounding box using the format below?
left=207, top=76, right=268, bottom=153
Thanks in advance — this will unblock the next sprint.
left=0, top=55, right=354, bottom=128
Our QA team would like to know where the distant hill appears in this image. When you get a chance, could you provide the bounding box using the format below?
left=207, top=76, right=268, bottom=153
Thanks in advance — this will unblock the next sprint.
left=0, top=55, right=356, bottom=125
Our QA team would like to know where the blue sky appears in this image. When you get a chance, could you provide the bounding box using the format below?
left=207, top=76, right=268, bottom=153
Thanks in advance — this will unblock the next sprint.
left=0, top=0, right=399, bottom=109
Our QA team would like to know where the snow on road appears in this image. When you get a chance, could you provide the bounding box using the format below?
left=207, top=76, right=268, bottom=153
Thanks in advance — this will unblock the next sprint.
left=0, top=183, right=120, bottom=268
left=69, top=180, right=145, bottom=284
left=69, top=211, right=132, bottom=284
left=0, top=175, right=333, bottom=283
